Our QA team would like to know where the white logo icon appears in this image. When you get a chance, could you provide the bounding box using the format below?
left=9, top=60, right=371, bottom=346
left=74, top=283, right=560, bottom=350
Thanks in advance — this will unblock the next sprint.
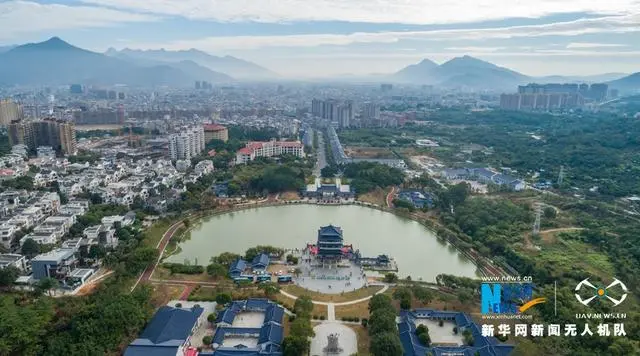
left=575, top=278, right=628, bottom=307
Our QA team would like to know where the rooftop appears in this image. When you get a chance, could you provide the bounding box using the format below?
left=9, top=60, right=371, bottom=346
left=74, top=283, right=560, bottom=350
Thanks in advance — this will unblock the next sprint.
left=125, top=305, right=204, bottom=355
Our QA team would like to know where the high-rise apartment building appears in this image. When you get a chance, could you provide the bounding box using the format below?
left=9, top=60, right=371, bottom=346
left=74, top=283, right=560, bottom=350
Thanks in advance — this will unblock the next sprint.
left=203, top=124, right=229, bottom=143
left=517, top=83, right=608, bottom=102
left=0, top=99, right=24, bottom=127
left=311, top=99, right=354, bottom=128
left=169, top=126, right=205, bottom=160
left=8, top=119, right=77, bottom=155
left=337, top=101, right=354, bottom=128
left=362, top=102, right=380, bottom=121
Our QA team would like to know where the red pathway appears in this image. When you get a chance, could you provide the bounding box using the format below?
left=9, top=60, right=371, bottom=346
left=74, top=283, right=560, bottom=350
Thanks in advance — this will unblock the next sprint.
left=386, top=186, right=398, bottom=208
left=131, top=220, right=184, bottom=291
left=179, top=285, right=194, bottom=300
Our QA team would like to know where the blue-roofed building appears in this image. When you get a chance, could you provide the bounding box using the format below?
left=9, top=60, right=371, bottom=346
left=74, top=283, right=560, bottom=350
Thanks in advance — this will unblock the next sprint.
left=125, top=305, right=204, bottom=356
left=317, top=225, right=344, bottom=259
left=398, top=309, right=514, bottom=356
left=396, top=189, right=435, bottom=209
left=229, top=259, right=247, bottom=278
left=211, top=299, right=285, bottom=355
left=252, top=253, right=270, bottom=271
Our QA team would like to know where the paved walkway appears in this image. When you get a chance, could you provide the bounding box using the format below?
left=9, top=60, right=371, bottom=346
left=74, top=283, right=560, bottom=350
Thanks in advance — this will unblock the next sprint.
left=386, top=186, right=398, bottom=208
left=131, top=219, right=185, bottom=292
left=327, top=303, right=336, bottom=321
left=279, top=284, right=389, bottom=307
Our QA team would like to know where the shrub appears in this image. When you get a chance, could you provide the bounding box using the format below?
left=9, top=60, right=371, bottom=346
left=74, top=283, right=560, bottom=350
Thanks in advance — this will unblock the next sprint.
left=207, top=313, right=217, bottom=323
left=289, top=315, right=296, bottom=322
left=175, top=303, right=182, bottom=308
left=416, top=324, right=428, bottom=335
left=361, top=318, right=368, bottom=327
left=418, top=332, right=431, bottom=346
left=163, top=262, right=204, bottom=274
left=439, top=320, right=444, bottom=327
left=453, top=326, right=459, bottom=334
left=320, top=315, right=325, bottom=320
left=202, top=335, right=213, bottom=345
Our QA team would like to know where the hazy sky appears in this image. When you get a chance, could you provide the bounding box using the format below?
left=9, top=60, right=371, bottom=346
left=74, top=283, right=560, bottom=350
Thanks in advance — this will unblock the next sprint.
left=1, top=0, right=639, bottom=77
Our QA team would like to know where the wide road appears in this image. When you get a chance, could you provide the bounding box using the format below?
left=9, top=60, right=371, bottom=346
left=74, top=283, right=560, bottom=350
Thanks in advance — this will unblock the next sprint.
left=313, top=131, right=327, bottom=177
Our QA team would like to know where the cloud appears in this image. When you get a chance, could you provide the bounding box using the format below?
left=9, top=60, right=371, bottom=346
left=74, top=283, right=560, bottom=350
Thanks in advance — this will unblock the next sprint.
left=446, top=46, right=506, bottom=52
left=0, top=1, right=159, bottom=41
left=566, top=42, right=629, bottom=48
left=124, top=14, right=640, bottom=51
left=80, top=0, right=640, bottom=25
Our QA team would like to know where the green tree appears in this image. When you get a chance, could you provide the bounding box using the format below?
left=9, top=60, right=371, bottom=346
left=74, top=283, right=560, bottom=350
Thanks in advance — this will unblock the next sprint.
left=383, top=273, right=399, bottom=283
left=458, top=289, right=474, bottom=305
left=412, top=286, right=434, bottom=304
left=215, top=293, right=232, bottom=305
left=207, top=312, right=217, bottom=323
left=21, top=238, right=40, bottom=258
left=400, top=296, right=411, bottom=310
left=370, top=332, right=403, bottom=356
left=36, top=277, right=59, bottom=296
left=290, top=316, right=315, bottom=339
left=368, top=309, right=397, bottom=335
left=258, top=282, right=280, bottom=297
left=368, top=294, right=393, bottom=313
left=211, top=252, right=241, bottom=267
left=0, top=295, right=54, bottom=355
left=206, top=263, right=227, bottom=278
left=0, top=265, right=19, bottom=286
left=418, top=331, right=431, bottom=346
left=202, top=335, right=213, bottom=345
left=392, top=287, right=412, bottom=301
left=543, top=207, right=557, bottom=219
left=125, top=247, right=158, bottom=275
left=294, top=295, right=314, bottom=317
left=282, top=335, right=310, bottom=356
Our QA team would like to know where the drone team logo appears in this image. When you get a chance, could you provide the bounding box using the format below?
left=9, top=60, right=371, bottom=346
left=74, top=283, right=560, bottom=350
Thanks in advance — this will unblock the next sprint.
left=575, top=278, right=628, bottom=307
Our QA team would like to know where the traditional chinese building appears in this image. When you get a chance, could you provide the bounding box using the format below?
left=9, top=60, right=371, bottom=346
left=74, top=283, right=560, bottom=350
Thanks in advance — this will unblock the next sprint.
left=316, top=225, right=344, bottom=259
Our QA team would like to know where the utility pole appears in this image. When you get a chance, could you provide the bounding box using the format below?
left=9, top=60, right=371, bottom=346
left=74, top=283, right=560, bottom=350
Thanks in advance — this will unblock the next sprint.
left=557, top=166, right=565, bottom=186
left=533, top=203, right=542, bottom=236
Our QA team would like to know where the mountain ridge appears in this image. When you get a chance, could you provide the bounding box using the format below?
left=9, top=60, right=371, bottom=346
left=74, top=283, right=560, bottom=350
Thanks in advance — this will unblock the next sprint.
left=105, top=47, right=277, bottom=79
left=0, top=37, right=233, bottom=86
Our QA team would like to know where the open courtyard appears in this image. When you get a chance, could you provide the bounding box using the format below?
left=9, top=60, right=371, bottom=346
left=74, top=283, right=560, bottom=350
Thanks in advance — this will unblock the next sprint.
left=231, top=312, right=266, bottom=328
left=415, top=319, right=465, bottom=346
left=310, top=323, right=358, bottom=356
left=295, top=251, right=367, bottom=294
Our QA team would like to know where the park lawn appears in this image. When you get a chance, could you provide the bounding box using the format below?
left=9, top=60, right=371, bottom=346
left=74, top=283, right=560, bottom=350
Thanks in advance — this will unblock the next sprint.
left=273, top=293, right=327, bottom=317
left=281, top=284, right=384, bottom=303
left=347, top=325, right=371, bottom=356
left=356, top=187, right=388, bottom=206
left=150, top=284, right=186, bottom=307
left=151, top=266, right=218, bottom=282
left=335, top=301, right=370, bottom=320
left=143, top=217, right=181, bottom=247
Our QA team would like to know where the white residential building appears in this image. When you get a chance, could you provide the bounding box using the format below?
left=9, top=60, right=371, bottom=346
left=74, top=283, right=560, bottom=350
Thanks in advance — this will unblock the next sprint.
left=169, top=126, right=205, bottom=161
left=236, top=140, right=305, bottom=164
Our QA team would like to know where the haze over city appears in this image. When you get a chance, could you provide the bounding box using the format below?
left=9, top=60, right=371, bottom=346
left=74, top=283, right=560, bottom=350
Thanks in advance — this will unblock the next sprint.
left=1, top=0, right=640, bottom=77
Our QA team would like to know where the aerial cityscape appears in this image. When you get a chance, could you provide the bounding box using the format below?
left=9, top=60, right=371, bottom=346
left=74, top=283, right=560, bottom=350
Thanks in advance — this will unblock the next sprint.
left=0, top=1, right=639, bottom=356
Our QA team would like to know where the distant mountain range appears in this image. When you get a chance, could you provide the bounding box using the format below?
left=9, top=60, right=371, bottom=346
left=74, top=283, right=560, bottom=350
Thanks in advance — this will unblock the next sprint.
left=105, top=48, right=277, bottom=80
left=392, top=56, right=528, bottom=90
left=0, top=37, right=274, bottom=87
left=391, top=56, right=638, bottom=92
left=0, top=37, right=638, bottom=91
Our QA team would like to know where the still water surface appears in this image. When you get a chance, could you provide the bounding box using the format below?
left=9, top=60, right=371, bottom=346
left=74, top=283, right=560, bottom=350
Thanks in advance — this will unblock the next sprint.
left=167, top=205, right=478, bottom=281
